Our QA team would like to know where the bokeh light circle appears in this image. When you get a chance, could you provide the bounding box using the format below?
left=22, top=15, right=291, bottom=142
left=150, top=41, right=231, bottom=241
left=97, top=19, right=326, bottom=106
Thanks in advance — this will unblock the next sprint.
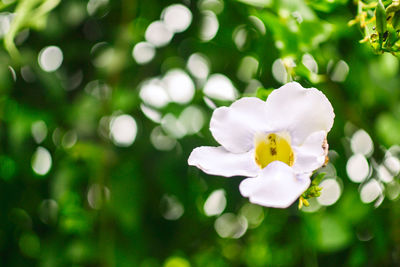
left=109, top=114, right=138, bottom=147
left=38, top=46, right=63, bottom=72
left=161, top=4, right=192, bottom=33
left=132, top=42, right=156, bottom=64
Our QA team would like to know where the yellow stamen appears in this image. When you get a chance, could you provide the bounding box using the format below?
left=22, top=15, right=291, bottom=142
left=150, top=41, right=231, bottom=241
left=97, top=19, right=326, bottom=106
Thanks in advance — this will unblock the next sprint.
left=298, top=196, right=309, bottom=209
left=254, top=132, right=294, bottom=169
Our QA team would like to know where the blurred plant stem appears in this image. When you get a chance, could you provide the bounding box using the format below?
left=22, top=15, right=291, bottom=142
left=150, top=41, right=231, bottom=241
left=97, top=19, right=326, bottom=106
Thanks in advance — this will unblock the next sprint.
left=106, top=0, right=137, bottom=85
left=3, top=0, right=60, bottom=62
left=98, top=2, right=139, bottom=265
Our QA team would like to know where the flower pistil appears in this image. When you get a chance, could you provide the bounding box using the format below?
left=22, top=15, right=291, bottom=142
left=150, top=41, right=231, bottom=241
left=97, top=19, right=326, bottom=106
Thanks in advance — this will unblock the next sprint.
left=254, top=132, right=294, bottom=169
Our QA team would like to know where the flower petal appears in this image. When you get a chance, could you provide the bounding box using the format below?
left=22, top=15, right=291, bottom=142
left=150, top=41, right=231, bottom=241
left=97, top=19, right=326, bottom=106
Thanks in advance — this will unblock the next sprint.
left=210, top=97, right=270, bottom=153
left=292, top=131, right=327, bottom=174
left=265, top=82, right=334, bottom=145
left=239, top=161, right=310, bottom=208
left=188, top=146, right=259, bottom=177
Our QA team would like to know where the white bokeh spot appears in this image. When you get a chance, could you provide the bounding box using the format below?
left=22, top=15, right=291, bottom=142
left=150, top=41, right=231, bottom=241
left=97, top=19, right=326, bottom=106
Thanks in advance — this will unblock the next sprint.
left=161, top=4, right=192, bottom=33
left=132, top=42, right=156, bottom=64
left=32, top=147, right=52, bottom=176
left=204, top=189, right=226, bottom=216
left=109, top=114, right=138, bottom=147
left=38, top=46, right=63, bottom=72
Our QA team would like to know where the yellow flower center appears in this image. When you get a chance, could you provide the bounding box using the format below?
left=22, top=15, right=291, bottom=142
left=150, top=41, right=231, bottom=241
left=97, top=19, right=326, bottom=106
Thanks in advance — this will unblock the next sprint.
left=254, top=132, right=294, bottom=169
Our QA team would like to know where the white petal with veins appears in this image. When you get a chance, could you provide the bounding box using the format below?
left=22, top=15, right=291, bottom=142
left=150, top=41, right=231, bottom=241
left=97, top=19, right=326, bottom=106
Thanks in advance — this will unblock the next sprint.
left=239, top=161, right=310, bottom=208
left=188, top=146, right=259, bottom=177
left=210, top=97, right=270, bottom=153
left=264, top=82, right=334, bottom=145
left=292, top=130, right=327, bottom=174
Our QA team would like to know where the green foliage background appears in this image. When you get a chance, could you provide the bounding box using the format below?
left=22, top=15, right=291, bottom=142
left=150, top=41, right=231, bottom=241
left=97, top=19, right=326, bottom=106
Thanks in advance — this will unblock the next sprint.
left=1, top=0, right=400, bottom=266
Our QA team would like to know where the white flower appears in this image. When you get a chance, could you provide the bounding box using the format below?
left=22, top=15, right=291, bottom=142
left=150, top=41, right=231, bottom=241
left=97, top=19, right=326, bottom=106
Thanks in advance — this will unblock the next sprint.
left=188, top=82, right=335, bottom=208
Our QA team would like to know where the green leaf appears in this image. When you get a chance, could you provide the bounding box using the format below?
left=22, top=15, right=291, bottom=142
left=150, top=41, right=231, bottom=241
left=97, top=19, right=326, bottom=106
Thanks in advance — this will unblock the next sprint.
left=256, top=87, right=274, bottom=101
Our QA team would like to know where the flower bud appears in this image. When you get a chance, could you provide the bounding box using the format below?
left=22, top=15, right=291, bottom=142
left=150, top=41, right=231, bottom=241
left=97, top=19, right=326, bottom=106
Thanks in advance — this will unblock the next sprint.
left=386, top=0, right=400, bottom=14
left=392, top=10, right=400, bottom=29
left=375, top=0, right=387, bottom=35
left=385, top=26, right=398, bottom=47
